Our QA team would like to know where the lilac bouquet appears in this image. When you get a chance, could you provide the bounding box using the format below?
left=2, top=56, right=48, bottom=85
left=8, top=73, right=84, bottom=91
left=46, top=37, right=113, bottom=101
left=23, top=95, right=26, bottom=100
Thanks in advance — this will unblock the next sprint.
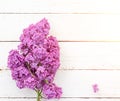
left=8, top=18, right=62, bottom=101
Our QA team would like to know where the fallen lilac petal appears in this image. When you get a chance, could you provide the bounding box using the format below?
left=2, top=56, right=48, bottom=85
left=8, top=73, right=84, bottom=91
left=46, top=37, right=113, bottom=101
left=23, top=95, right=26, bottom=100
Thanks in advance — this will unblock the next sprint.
left=92, top=84, right=99, bottom=93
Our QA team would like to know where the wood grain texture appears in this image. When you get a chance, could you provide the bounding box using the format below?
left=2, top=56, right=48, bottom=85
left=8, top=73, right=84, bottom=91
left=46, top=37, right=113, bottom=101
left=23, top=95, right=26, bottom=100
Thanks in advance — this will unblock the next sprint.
left=1, top=42, right=120, bottom=70
left=0, top=98, right=120, bottom=101
left=0, top=0, right=120, bottom=14
left=1, top=14, right=120, bottom=41
left=0, top=70, right=120, bottom=97
left=0, top=0, right=120, bottom=100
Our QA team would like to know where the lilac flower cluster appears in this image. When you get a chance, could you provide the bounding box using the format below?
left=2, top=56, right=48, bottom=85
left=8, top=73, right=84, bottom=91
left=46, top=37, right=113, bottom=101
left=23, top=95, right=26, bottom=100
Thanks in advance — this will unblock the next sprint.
left=8, top=18, right=62, bottom=99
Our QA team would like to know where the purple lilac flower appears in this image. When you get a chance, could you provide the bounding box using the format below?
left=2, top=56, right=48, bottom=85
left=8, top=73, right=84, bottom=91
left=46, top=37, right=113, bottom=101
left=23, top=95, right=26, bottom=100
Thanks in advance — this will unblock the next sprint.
left=7, top=18, right=62, bottom=100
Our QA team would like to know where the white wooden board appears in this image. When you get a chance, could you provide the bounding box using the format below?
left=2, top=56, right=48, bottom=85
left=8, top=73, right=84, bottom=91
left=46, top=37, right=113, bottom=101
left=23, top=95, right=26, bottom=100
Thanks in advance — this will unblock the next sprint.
left=1, top=42, right=120, bottom=70
left=0, top=0, right=120, bottom=14
left=0, top=70, right=120, bottom=97
left=0, top=98, right=120, bottom=101
left=1, top=14, right=120, bottom=41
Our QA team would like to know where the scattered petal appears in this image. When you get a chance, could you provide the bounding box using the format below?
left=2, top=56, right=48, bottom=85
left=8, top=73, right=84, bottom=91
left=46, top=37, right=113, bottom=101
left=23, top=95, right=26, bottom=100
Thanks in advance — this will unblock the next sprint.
left=92, top=84, right=99, bottom=93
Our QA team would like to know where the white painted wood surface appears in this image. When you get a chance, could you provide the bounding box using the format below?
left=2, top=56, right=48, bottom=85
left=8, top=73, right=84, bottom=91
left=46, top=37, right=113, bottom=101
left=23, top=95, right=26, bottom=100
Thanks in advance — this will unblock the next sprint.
left=1, top=14, right=120, bottom=41
left=0, top=0, right=120, bottom=14
left=0, top=0, right=120, bottom=101
left=0, top=99, right=120, bottom=101
left=1, top=70, right=120, bottom=97
left=1, top=42, right=120, bottom=70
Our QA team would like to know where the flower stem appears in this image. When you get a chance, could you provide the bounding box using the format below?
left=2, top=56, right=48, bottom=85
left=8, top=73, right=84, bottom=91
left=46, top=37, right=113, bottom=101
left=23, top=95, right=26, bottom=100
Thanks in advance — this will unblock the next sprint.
left=37, top=90, right=41, bottom=101
left=25, top=62, right=36, bottom=78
